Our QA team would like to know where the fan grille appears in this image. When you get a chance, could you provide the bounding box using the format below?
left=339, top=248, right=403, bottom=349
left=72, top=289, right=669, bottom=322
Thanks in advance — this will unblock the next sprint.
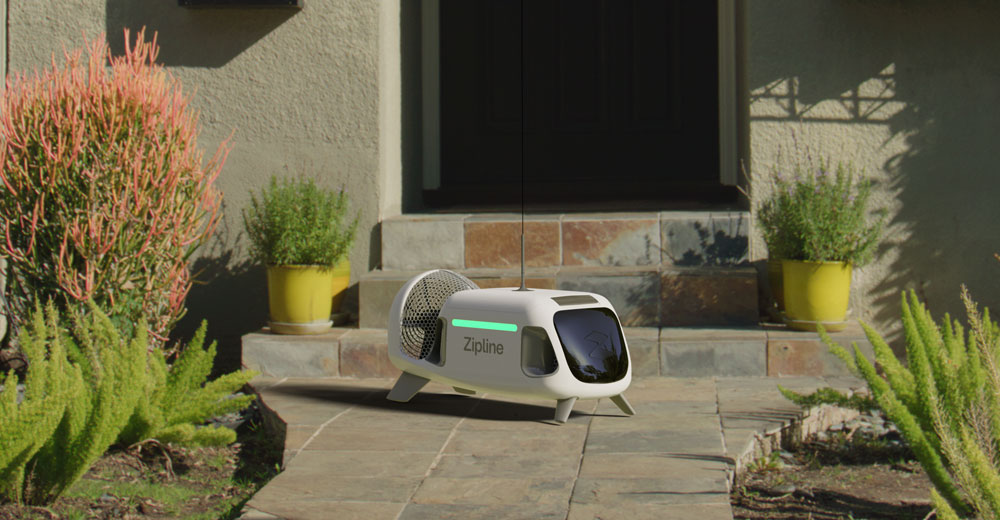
left=400, top=270, right=479, bottom=360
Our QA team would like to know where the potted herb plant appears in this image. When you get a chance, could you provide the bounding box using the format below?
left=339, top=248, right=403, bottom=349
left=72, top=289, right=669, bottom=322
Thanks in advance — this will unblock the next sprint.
left=243, top=176, right=358, bottom=334
left=757, top=161, right=885, bottom=331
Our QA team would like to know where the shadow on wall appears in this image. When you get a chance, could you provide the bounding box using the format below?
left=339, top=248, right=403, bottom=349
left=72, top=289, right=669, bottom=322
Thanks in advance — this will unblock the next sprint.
left=169, top=209, right=268, bottom=375
left=749, top=0, right=1000, bottom=342
left=105, top=1, right=298, bottom=67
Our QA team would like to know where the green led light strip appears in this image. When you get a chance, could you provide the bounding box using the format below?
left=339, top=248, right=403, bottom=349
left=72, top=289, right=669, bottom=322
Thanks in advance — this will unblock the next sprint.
left=451, top=319, right=517, bottom=332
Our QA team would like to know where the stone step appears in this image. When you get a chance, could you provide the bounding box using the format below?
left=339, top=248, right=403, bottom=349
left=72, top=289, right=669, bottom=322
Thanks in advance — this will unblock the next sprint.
left=242, top=323, right=874, bottom=380
left=380, top=211, right=749, bottom=271
left=358, top=265, right=758, bottom=329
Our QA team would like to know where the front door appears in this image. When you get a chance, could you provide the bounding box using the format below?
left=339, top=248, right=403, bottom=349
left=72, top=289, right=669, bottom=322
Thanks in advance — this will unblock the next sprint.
left=428, top=0, right=727, bottom=211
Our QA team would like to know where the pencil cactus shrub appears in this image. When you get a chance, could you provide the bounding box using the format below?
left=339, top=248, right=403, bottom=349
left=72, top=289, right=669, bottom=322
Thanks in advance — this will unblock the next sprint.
left=785, top=288, right=1000, bottom=518
left=119, top=321, right=258, bottom=447
left=0, top=28, right=226, bottom=346
left=0, top=303, right=146, bottom=505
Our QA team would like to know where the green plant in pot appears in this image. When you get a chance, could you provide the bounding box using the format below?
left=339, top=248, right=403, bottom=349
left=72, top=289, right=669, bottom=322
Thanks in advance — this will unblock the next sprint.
left=757, top=161, right=885, bottom=331
left=243, top=176, right=358, bottom=334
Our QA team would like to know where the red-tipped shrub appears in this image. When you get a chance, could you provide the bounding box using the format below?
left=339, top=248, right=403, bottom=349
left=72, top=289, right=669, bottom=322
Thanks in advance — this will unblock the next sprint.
left=0, top=29, right=226, bottom=344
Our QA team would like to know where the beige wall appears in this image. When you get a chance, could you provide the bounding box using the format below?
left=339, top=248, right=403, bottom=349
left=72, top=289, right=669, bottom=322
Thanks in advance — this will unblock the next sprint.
left=7, top=1, right=400, bottom=357
left=747, top=0, right=1000, bottom=340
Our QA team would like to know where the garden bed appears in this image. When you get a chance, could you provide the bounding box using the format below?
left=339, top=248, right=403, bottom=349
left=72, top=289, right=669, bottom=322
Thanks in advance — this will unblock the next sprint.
left=0, top=410, right=281, bottom=520
left=731, top=412, right=934, bottom=519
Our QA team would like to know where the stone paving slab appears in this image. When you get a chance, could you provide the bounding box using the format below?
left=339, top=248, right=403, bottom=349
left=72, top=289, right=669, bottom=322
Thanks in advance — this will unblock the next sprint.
left=399, top=503, right=566, bottom=520
left=568, top=502, right=734, bottom=520
left=242, top=375, right=864, bottom=520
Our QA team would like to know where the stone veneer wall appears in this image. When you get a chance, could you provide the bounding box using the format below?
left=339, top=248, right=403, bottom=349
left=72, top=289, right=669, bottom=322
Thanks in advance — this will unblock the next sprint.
left=747, top=1, right=1000, bottom=341
left=373, top=212, right=756, bottom=328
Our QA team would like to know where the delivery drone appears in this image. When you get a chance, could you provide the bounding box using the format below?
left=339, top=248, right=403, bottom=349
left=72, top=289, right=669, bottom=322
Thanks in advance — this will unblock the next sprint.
left=386, top=267, right=635, bottom=423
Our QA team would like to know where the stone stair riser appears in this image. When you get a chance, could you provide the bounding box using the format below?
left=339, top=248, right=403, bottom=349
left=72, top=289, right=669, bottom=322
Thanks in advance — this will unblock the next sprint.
left=359, top=266, right=758, bottom=329
left=381, top=212, right=749, bottom=271
left=242, top=325, right=873, bottom=380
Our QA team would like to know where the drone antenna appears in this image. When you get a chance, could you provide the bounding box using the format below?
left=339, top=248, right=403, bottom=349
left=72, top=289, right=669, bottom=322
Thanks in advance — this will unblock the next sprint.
left=517, top=0, right=530, bottom=292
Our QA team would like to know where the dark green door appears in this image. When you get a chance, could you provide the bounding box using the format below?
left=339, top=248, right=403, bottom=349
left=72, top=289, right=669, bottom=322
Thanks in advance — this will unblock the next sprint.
left=431, top=0, right=724, bottom=210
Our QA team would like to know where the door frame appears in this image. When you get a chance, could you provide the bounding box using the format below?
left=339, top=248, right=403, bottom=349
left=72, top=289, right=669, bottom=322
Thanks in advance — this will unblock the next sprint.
left=421, top=0, right=739, bottom=190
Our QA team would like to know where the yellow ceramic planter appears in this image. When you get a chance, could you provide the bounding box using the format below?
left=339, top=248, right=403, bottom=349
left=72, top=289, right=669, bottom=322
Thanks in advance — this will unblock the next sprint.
left=782, top=259, right=852, bottom=332
left=267, top=265, right=335, bottom=335
left=330, top=259, right=351, bottom=312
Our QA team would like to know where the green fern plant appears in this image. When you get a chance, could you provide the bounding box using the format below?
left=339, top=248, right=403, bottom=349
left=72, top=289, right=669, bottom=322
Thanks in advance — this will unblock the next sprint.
left=25, top=302, right=148, bottom=505
left=786, top=288, right=1000, bottom=518
left=119, top=321, right=259, bottom=447
left=0, top=303, right=146, bottom=505
left=0, top=303, right=82, bottom=503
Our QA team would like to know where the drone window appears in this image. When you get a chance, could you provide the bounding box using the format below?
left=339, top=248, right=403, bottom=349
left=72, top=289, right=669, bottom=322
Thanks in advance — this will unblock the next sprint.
left=521, top=326, right=558, bottom=377
left=553, top=308, right=628, bottom=383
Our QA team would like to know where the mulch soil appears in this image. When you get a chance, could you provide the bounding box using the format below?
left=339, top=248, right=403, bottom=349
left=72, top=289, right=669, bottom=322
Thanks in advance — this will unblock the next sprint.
left=731, top=426, right=935, bottom=519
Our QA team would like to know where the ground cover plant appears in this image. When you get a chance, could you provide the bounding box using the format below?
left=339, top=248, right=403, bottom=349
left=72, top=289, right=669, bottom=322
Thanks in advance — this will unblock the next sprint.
left=119, top=322, right=257, bottom=448
left=0, top=303, right=257, bottom=506
left=1, top=304, right=146, bottom=505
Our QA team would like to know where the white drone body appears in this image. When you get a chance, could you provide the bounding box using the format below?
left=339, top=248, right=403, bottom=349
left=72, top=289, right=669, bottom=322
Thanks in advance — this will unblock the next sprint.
left=386, top=269, right=635, bottom=423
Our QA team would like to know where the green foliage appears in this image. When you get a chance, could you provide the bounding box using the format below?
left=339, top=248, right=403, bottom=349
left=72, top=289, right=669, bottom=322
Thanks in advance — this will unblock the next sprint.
left=757, top=160, right=885, bottom=265
left=746, top=451, right=783, bottom=473
left=0, top=304, right=81, bottom=503
left=242, top=176, right=358, bottom=267
left=119, top=321, right=258, bottom=448
left=1, top=304, right=256, bottom=505
left=807, top=288, right=1000, bottom=518
left=0, top=30, right=225, bottom=345
left=777, top=385, right=877, bottom=413
left=932, top=489, right=961, bottom=520
left=27, top=302, right=148, bottom=505
left=0, top=303, right=145, bottom=505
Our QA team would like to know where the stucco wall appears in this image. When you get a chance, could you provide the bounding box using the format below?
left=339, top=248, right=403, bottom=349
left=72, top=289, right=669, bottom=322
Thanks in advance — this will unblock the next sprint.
left=748, top=0, right=1000, bottom=341
left=7, top=1, right=399, bottom=362
left=9, top=0, right=1000, bottom=357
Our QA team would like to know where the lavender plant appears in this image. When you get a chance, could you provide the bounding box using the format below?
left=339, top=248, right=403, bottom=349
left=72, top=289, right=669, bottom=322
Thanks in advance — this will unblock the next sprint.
left=758, top=161, right=885, bottom=265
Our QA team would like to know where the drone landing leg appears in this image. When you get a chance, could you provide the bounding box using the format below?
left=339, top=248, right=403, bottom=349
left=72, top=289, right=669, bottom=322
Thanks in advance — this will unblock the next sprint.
left=610, top=394, right=635, bottom=416
left=554, top=397, right=578, bottom=424
left=387, top=372, right=430, bottom=402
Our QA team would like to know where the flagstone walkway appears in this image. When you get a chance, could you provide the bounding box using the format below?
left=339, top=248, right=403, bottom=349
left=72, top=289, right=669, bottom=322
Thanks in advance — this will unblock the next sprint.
left=239, top=376, right=862, bottom=520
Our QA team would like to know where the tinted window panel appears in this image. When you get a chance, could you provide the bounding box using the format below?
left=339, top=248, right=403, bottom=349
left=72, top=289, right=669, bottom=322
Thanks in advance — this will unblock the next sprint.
left=553, top=308, right=628, bottom=383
